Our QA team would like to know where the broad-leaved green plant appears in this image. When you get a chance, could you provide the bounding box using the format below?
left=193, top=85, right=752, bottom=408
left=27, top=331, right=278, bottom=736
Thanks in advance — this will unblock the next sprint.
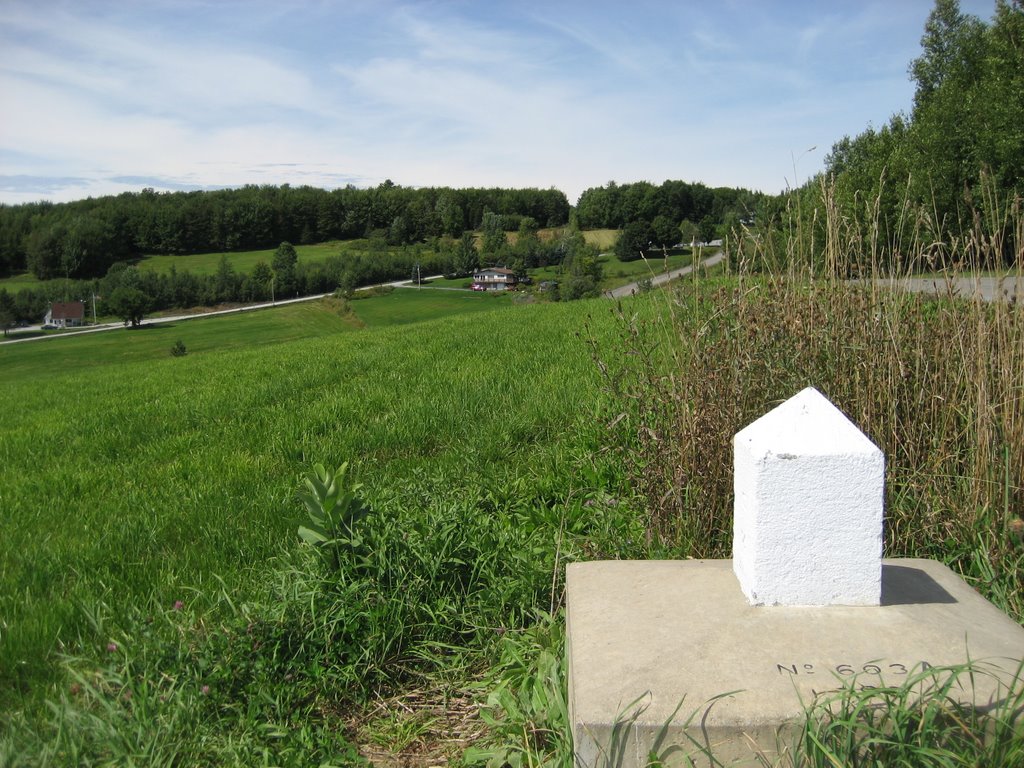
left=297, top=462, right=370, bottom=571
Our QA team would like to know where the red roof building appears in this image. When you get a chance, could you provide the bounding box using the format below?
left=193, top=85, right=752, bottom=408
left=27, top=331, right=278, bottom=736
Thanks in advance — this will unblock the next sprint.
left=45, top=301, right=86, bottom=328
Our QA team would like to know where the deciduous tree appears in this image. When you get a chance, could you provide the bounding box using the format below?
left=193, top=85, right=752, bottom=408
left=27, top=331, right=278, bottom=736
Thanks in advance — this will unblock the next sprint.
left=272, top=241, right=299, bottom=297
left=615, top=221, right=655, bottom=262
left=108, top=286, right=152, bottom=327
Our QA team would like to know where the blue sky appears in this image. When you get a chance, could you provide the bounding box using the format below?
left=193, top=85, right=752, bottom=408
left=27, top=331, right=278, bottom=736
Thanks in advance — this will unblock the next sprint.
left=0, top=0, right=999, bottom=206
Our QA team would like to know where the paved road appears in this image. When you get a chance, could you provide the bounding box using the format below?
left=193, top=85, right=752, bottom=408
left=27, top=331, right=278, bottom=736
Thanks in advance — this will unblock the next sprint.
left=605, top=250, right=725, bottom=299
left=873, top=274, right=1023, bottom=303
left=3, top=257, right=729, bottom=346
left=2, top=275, right=444, bottom=345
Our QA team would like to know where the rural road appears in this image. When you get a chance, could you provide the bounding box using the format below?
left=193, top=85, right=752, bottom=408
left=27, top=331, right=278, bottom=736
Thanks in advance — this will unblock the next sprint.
left=1, top=275, right=445, bottom=345
left=14, top=256, right=1011, bottom=347
left=605, top=250, right=725, bottom=298
left=5, top=258, right=722, bottom=346
left=873, top=274, right=1023, bottom=303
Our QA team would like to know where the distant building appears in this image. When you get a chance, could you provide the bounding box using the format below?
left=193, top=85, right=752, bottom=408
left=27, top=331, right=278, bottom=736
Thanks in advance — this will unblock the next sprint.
left=471, top=267, right=518, bottom=291
left=45, top=301, right=85, bottom=328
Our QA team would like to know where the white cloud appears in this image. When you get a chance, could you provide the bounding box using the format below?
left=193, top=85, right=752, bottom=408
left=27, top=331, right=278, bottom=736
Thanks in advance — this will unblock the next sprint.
left=0, top=4, right=322, bottom=121
left=0, top=0, right=980, bottom=205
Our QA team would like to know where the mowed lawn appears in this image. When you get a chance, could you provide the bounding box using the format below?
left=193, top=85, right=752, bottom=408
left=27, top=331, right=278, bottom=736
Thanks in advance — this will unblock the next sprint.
left=0, top=301, right=356, bottom=383
left=0, top=290, right=514, bottom=384
left=135, top=241, right=348, bottom=276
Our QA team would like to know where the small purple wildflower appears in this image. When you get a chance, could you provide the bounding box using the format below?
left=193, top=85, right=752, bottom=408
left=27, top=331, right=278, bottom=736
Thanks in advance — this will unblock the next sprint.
left=106, top=642, right=118, bottom=653
left=173, top=600, right=184, bottom=611
left=200, top=684, right=210, bottom=695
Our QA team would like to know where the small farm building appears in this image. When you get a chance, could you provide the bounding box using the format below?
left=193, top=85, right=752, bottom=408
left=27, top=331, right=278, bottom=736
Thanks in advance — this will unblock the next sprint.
left=45, top=301, right=86, bottom=328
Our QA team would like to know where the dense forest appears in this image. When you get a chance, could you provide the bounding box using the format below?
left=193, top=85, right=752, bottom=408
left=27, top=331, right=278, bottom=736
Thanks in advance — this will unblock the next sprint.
left=575, top=179, right=764, bottom=252
left=0, top=172, right=761, bottom=324
left=0, top=182, right=571, bottom=279
left=761, top=0, right=1023, bottom=272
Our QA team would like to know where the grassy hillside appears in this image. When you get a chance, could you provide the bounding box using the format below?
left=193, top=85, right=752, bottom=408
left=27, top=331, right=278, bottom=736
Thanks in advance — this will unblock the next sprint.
left=134, top=241, right=345, bottom=276
left=0, top=296, right=617, bottom=711
left=0, top=272, right=45, bottom=294
left=0, top=290, right=514, bottom=382
left=2, top=247, right=1021, bottom=764
left=132, top=239, right=439, bottom=277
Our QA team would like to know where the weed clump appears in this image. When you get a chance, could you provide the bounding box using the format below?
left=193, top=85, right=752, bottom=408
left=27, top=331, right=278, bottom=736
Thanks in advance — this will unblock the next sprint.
left=797, top=661, right=1024, bottom=766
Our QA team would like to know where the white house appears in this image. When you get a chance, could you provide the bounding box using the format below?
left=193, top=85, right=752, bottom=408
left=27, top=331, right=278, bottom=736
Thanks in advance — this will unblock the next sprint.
left=44, top=301, right=85, bottom=328
left=471, top=267, right=518, bottom=291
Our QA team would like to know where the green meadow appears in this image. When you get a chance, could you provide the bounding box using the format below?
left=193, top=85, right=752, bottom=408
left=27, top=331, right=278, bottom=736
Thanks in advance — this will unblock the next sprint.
left=0, top=290, right=513, bottom=382
left=348, top=285, right=512, bottom=325
left=133, top=241, right=348, bottom=276
left=0, top=293, right=611, bottom=703
left=1, top=248, right=1021, bottom=764
left=0, top=272, right=45, bottom=294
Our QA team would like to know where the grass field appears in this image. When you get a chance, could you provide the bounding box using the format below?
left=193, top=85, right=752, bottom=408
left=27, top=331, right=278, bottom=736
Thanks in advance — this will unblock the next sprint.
left=2, top=211, right=1021, bottom=765
left=418, top=276, right=474, bottom=289
left=0, top=290, right=561, bottom=675
left=349, top=285, right=511, bottom=323
left=135, top=241, right=348, bottom=276
left=0, top=272, right=47, bottom=293
left=0, top=302, right=356, bottom=382
left=0, top=295, right=616, bottom=718
left=0, top=290, right=514, bottom=384
left=580, top=228, right=619, bottom=250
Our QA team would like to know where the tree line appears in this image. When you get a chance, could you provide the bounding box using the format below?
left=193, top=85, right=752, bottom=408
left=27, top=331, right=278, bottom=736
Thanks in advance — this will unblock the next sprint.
left=0, top=221, right=606, bottom=328
left=762, top=0, right=1023, bottom=273
left=0, top=182, right=571, bottom=280
left=577, top=179, right=764, bottom=255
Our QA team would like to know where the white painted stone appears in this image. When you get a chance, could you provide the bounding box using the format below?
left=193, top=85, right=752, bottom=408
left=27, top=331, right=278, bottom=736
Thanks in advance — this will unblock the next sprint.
left=733, top=387, right=884, bottom=606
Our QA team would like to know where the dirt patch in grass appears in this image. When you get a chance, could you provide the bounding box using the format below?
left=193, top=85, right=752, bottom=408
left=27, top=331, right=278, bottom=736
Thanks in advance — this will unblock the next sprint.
left=349, top=684, right=486, bottom=768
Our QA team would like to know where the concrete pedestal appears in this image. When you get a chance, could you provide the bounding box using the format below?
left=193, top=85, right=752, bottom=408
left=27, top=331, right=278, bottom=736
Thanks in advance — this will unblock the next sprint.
left=566, top=559, right=1024, bottom=767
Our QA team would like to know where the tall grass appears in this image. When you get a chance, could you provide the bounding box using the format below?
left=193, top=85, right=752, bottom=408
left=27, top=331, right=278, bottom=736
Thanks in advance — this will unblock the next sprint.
left=593, top=182, right=1023, bottom=621
left=0, top=300, right=631, bottom=708
left=791, top=660, right=1024, bottom=767
left=471, top=184, right=1024, bottom=768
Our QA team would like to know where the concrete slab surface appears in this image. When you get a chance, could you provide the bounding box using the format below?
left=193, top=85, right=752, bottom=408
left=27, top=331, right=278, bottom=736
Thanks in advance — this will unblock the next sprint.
left=566, top=558, right=1024, bottom=767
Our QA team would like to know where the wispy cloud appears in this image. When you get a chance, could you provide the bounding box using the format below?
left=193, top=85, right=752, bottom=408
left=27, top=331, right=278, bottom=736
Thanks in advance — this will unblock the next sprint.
left=0, top=0, right=993, bottom=204
left=0, top=174, right=93, bottom=194
left=0, top=5, right=321, bottom=120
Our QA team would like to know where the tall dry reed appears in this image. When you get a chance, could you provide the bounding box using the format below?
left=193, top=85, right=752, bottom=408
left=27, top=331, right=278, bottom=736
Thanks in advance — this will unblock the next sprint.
left=595, top=180, right=1024, bottom=619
